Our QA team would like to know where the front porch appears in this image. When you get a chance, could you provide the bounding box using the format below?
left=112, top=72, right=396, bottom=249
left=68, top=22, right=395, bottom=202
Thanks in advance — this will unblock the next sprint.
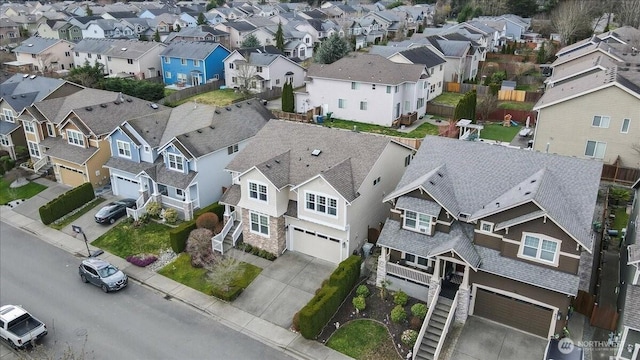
left=127, top=174, right=200, bottom=221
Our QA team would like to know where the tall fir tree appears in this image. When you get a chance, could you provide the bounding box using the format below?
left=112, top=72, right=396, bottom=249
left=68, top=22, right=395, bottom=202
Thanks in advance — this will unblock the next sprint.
left=313, top=33, right=350, bottom=64
left=154, top=29, right=161, bottom=42
left=275, top=23, right=285, bottom=52
left=242, top=34, right=261, bottom=48
left=197, top=13, right=207, bottom=25
left=282, top=81, right=294, bottom=113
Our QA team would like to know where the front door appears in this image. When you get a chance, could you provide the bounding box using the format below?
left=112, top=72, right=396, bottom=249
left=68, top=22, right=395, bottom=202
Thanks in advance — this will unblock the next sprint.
left=192, top=75, right=200, bottom=86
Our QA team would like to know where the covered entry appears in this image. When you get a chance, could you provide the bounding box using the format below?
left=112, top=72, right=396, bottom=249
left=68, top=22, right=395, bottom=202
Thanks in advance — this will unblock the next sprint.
left=472, top=286, right=554, bottom=338
left=290, top=226, right=341, bottom=264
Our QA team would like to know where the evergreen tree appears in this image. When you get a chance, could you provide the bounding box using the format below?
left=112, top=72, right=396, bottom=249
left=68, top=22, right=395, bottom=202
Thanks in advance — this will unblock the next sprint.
left=85, top=5, right=93, bottom=16
left=313, top=33, right=350, bottom=64
left=241, top=34, right=261, bottom=48
left=282, top=81, right=294, bottom=113
left=275, top=23, right=285, bottom=51
left=67, top=61, right=105, bottom=88
left=175, top=24, right=181, bottom=32
left=154, top=29, right=161, bottom=42
left=197, top=13, right=207, bottom=25
left=536, top=42, right=546, bottom=64
left=206, top=1, right=216, bottom=11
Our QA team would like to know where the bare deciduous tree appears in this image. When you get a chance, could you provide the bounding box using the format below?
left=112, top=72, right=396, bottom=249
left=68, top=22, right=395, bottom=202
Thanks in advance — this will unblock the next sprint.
left=551, top=0, right=594, bottom=45
left=207, top=256, right=242, bottom=293
left=476, top=93, right=498, bottom=122
left=616, top=0, right=640, bottom=28
left=234, top=62, right=257, bottom=95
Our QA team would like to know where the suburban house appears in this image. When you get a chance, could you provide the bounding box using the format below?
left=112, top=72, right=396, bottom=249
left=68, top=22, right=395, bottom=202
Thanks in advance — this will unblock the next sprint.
left=0, top=18, right=20, bottom=43
left=72, top=38, right=166, bottom=79
left=296, top=54, right=429, bottom=127
left=375, top=136, right=601, bottom=356
left=36, top=20, right=76, bottom=41
left=214, top=21, right=256, bottom=49
left=31, top=89, right=165, bottom=188
left=369, top=45, right=446, bottom=100
left=104, top=98, right=273, bottom=220
left=617, top=178, right=640, bottom=360
left=473, top=14, right=531, bottom=42
left=163, top=25, right=230, bottom=49
left=532, top=46, right=640, bottom=169
left=81, top=18, right=136, bottom=39
left=219, top=119, right=416, bottom=262
left=223, top=48, right=306, bottom=93
left=160, top=41, right=230, bottom=87
left=0, top=74, right=80, bottom=161
left=12, top=36, right=74, bottom=72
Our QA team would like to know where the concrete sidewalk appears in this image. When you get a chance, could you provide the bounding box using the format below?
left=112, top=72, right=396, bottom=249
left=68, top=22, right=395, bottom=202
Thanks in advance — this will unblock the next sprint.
left=0, top=206, right=351, bottom=360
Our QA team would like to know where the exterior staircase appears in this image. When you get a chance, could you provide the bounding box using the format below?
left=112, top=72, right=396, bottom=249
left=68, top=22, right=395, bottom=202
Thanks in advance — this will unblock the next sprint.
left=216, top=220, right=241, bottom=254
left=415, top=296, right=454, bottom=360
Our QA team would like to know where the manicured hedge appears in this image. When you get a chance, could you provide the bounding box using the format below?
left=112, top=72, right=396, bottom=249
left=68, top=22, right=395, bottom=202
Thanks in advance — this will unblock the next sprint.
left=169, top=202, right=225, bottom=253
left=39, top=183, right=95, bottom=225
left=297, top=255, right=362, bottom=339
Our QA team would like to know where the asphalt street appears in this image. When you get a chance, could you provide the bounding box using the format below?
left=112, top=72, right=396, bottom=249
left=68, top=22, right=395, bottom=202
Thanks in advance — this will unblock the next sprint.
left=0, top=221, right=293, bottom=360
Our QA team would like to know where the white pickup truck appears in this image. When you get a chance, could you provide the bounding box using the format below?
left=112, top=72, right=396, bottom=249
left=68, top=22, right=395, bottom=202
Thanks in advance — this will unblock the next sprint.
left=0, top=305, right=48, bottom=349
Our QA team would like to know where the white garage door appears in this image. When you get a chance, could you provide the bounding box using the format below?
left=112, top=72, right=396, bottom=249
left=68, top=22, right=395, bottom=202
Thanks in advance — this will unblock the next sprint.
left=113, top=175, right=140, bottom=199
left=291, top=227, right=341, bottom=264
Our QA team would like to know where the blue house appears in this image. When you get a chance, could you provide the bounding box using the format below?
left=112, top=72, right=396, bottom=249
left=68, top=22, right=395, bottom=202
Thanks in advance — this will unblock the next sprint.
left=103, top=99, right=272, bottom=220
left=159, top=41, right=230, bottom=87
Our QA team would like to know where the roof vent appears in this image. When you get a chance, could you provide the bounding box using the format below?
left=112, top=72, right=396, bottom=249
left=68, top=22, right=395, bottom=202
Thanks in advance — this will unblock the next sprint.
left=20, top=94, right=25, bottom=98
left=530, top=179, right=536, bottom=183
left=459, top=213, right=469, bottom=219
left=196, top=129, right=202, bottom=133
left=184, top=134, right=189, bottom=137
left=114, top=100, right=121, bottom=105
left=428, top=180, right=435, bottom=185
left=214, top=110, right=221, bottom=114
left=11, top=95, right=16, bottom=99
left=27, top=43, right=33, bottom=47
left=246, top=101, right=252, bottom=105
left=311, top=149, right=322, bottom=156
left=225, top=107, right=232, bottom=111
left=209, top=125, right=215, bottom=129
left=524, top=191, right=531, bottom=195
left=29, top=75, right=36, bottom=79
left=126, top=98, right=132, bottom=102
left=100, top=104, right=107, bottom=108
left=274, top=159, right=280, bottom=164
left=235, top=103, right=241, bottom=108
left=436, top=172, right=443, bottom=177
left=22, top=74, right=29, bottom=78
left=265, top=164, right=271, bottom=168
left=86, top=106, right=93, bottom=111
left=121, top=47, right=127, bottom=51
left=495, top=202, right=500, bottom=207
left=150, top=103, right=159, bottom=109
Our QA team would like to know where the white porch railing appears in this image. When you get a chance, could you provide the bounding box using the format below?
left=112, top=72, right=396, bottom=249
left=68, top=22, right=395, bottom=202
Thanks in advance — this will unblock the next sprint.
left=413, top=284, right=441, bottom=360
left=433, top=290, right=459, bottom=360
left=231, top=222, right=242, bottom=247
left=212, top=210, right=237, bottom=255
left=33, top=156, right=48, bottom=172
left=127, top=195, right=152, bottom=221
left=161, top=195, right=191, bottom=209
left=386, top=262, right=432, bottom=285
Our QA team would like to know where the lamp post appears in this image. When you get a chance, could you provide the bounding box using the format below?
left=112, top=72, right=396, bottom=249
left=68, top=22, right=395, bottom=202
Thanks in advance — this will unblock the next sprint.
left=72, top=225, right=91, bottom=257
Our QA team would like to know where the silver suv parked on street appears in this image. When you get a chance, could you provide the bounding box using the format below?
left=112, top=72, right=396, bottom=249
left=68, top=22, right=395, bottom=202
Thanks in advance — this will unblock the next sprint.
left=78, top=258, right=128, bottom=293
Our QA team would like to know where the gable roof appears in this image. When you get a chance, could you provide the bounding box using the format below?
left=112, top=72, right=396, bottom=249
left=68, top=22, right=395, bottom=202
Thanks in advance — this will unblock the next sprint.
left=307, top=53, right=426, bottom=85
left=160, top=40, right=227, bottom=60
left=226, top=120, right=407, bottom=202
left=387, top=136, right=601, bottom=252
left=14, top=36, right=68, bottom=54
left=1, top=74, right=68, bottom=113
left=394, top=46, right=446, bottom=68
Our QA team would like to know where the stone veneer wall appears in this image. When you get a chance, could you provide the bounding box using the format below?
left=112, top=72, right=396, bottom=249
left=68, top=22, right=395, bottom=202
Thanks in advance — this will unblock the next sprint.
left=455, top=287, right=470, bottom=324
left=241, top=211, right=286, bottom=256
left=376, top=254, right=387, bottom=287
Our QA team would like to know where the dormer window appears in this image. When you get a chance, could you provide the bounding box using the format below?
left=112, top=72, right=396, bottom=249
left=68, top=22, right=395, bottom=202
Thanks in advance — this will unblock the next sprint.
left=480, top=221, right=494, bottom=233
left=3, top=109, right=15, bottom=123
left=117, top=140, right=131, bottom=159
left=66, top=130, right=84, bottom=147
left=249, top=181, right=267, bottom=202
left=403, top=210, right=432, bottom=234
left=167, top=153, right=184, bottom=171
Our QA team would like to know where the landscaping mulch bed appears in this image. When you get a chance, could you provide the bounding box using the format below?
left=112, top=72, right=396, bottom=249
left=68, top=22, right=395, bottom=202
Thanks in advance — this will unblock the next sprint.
left=317, top=281, right=423, bottom=359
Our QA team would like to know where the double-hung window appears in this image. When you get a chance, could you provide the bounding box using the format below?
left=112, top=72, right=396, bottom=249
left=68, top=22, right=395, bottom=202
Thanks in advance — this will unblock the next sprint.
left=28, top=141, right=40, bottom=158
left=66, top=130, right=84, bottom=147
left=403, top=210, right=431, bottom=233
left=249, top=181, right=267, bottom=202
left=520, top=234, right=559, bottom=265
left=306, top=192, right=337, bottom=216
left=250, top=211, right=269, bottom=235
left=117, top=140, right=131, bottom=158
left=167, top=153, right=184, bottom=171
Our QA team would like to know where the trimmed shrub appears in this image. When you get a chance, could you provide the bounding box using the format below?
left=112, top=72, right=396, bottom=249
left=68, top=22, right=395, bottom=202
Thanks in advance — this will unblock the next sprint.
left=168, top=202, right=225, bottom=253
left=163, top=207, right=179, bottom=224
left=401, top=329, right=418, bottom=346
left=39, top=183, right=95, bottom=225
left=126, top=254, right=157, bottom=267
left=146, top=201, right=161, bottom=217
left=352, top=295, right=366, bottom=311
left=292, top=311, right=301, bottom=331
left=391, top=305, right=407, bottom=323
left=196, top=212, right=219, bottom=231
left=356, top=284, right=370, bottom=298
left=394, top=290, right=408, bottom=306
left=410, top=316, right=422, bottom=330
left=0, top=156, right=15, bottom=172
left=411, top=303, right=428, bottom=319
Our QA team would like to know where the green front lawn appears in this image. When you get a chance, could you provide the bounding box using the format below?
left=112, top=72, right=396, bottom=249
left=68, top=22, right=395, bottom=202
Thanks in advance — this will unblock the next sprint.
left=0, top=178, right=47, bottom=205
left=176, top=89, right=244, bottom=106
left=159, top=253, right=262, bottom=300
left=431, top=92, right=465, bottom=106
left=480, top=123, right=521, bottom=142
left=50, top=197, right=106, bottom=230
left=92, top=221, right=171, bottom=258
left=498, top=101, right=534, bottom=111
left=327, top=320, right=400, bottom=360
left=326, top=119, right=439, bottom=139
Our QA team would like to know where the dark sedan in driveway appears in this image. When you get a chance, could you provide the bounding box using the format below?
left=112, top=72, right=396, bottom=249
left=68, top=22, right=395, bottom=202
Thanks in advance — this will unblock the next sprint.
left=94, top=198, right=136, bottom=224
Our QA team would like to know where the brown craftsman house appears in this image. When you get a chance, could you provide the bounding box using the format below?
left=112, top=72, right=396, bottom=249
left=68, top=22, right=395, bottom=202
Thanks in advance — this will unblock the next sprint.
left=376, top=136, right=601, bottom=359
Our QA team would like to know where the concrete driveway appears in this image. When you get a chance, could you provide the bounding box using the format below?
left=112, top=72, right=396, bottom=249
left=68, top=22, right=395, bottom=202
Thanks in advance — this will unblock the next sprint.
left=12, top=179, right=70, bottom=221
left=61, top=194, right=117, bottom=242
left=232, top=251, right=336, bottom=329
left=452, top=316, right=547, bottom=360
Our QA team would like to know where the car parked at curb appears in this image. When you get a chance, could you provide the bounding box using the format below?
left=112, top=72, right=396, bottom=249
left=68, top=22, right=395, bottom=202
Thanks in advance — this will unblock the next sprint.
left=78, top=258, right=128, bottom=293
left=94, top=198, right=136, bottom=224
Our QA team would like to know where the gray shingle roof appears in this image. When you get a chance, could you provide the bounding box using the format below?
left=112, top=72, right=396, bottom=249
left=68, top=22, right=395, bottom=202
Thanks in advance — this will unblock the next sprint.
left=390, top=135, right=601, bottom=252
left=153, top=164, right=197, bottom=189
left=34, top=88, right=122, bottom=125
left=629, top=245, right=640, bottom=264
left=127, top=110, right=172, bottom=147
left=307, top=53, right=426, bottom=85
left=41, top=136, right=99, bottom=165
left=495, top=210, right=546, bottom=231
left=14, top=36, right=65, bottom=54
left=73, top=38, right=165, bottom=60
left=1, top=73, right=67, bottom=112
left=226, top=120, right=401, bottom=202
left=220, top=184, right=241, bottom=206
left=103, top=156, right=154, bottom=175
left=624, top=285, right=640, bottom=330
left=396, top=196, right=442, bottom=217
left=0, top=121, right=20, bottom=135
left=159, top=40, right=225, bottom=60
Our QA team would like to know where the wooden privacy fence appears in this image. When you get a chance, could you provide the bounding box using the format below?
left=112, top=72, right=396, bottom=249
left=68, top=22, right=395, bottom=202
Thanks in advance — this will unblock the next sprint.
left=572, top=290, right=595, bottom=316
left=427, top=103, right=455, bottom=118
left=486, top=109, right=537, bottom=124
left=389, top=137, right=422, bottom=150
left=161, top=81, right=220, bottom=104
left=444, top=82, right=489, bottom=95
left=271, top=106, right=321, bottom=123
left=590, top=304, right=619, bottom=331
left=498, top=89, right=527, bottom=102
left=601, top=159, right=640, bottom=185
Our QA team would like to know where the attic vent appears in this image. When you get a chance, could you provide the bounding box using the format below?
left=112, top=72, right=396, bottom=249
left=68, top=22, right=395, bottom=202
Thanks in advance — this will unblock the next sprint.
left=459, top=213, right=469, bottom=219
left=530, top=179, right=536, bottom=183
left=436, top=172, right=443, bottom=177
left=150, top=103, right=159, bottom=109
left=184, top=134, right=189, bottom=137
left=225, top=107, right=232, bottom=111
left=20, top=94, right=25, bottom=98
left=29, top=75, right=36, bottom=79
left=209, top=125, right=215, bottom=129
left=235, top=103, right=241, bottom=108
left=311, top=149, right=322, bottom=156
left=114, top=100, right=121, bottom=105
left=275, top=159, right=280, bottom=164
left=524, top=191, right=531, bottom=195
left=121, top=47, right=127, bottom=51
left=100, top=104, right=107, bottom=108
left=428, top=180, right=435, bottom=185
left=214, top=110, right=221, bottom=114
left=126, top=98, right=132, bottom=102
left=11, top=95, right=16, bottom=99
left=27, top=43, right=33, bottom=47
left=85, top=106, right=93, bottom=111
left=22, top=74, right=29, bottom=78
left=265, top=164, right=271, bottom=168
left=246, top=101, right=251, bottom=105
left=196, top=129, right=202, bottom=133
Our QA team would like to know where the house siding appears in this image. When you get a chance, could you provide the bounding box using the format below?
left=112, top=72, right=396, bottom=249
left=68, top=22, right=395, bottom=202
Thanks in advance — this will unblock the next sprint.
left=86, top=139, right=112, bottom=188
left=297, top=177, right=347, bottom=230
left=109, top=129, right=141, bottom=162
left=533, top=86, right=640, bottom=167
left=237, top=169, right=279, bottom=217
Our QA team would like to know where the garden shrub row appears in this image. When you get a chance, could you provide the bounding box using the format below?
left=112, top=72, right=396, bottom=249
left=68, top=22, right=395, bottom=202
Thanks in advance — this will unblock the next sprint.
left=297, top=255, right=362, bottom=339
left=169, top=202, right=225, bottom=253
left=39, top=183, right=95, bottom=225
